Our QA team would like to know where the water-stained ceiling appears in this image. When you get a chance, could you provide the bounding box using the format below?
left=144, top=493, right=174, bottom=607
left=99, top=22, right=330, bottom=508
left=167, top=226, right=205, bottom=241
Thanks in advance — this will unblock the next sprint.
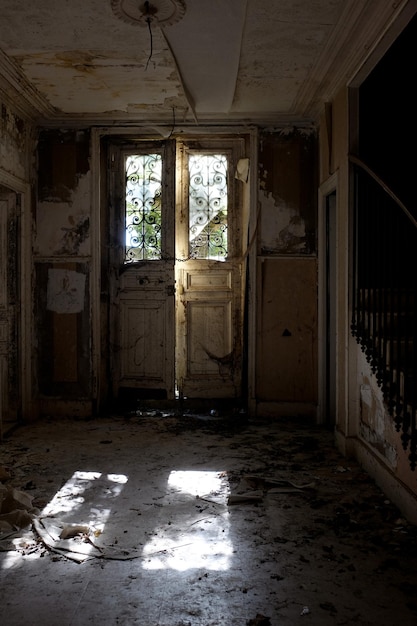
left=0, top=0, right=410, bottom=126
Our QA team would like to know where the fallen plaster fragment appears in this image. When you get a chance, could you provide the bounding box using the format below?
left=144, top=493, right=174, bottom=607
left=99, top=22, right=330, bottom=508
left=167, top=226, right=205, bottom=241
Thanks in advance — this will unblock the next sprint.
left=33, top=518, right=144, bottom=563
left=0, top=484, right=34, bottom=512
left=0, top=509, right=33, bottom=531
left=0, top=484, right=38, bottom=532
left=59, top=523, right=91, bottom=539
left=33, top=518, right=101, bottom=563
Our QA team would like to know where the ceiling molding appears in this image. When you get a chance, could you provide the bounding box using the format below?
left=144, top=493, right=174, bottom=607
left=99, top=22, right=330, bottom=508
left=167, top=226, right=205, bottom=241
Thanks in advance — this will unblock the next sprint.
left=293, top=0, right=413, bottom=119
left=0, top=49, right=56, bottom=121
left=36, top=109, right=316, bottom=130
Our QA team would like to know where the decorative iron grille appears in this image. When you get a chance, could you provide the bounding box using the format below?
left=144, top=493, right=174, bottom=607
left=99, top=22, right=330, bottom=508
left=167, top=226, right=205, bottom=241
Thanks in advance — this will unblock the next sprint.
left=188, top=153, right=228, bottom=260
left=125, top=153, right=162, bottom=262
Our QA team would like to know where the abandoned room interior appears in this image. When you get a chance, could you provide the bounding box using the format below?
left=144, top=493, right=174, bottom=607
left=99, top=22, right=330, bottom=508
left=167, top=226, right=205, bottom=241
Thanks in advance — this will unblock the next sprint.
left=1, top=1, right=417, bottom=624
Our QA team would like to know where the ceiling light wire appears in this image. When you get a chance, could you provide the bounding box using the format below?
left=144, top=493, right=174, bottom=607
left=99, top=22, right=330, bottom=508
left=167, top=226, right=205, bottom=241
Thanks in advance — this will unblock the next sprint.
left=144, top=1, right=154, bottom=70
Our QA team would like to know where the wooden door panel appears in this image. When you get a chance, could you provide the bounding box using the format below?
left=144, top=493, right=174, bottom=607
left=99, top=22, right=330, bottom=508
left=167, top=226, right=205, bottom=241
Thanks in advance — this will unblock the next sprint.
left=187, top=301, right=232, bottom=375
left=185, top=269, right=232, bottom=291
left=120, top=299, right=168, bottom=383
left=175, top=138, right=245, bottom=400
left=178, top=263, right=240, bottom=398
left=109, top=141, right=176, bottom=401
left=118, top=265, right=175, bottom=395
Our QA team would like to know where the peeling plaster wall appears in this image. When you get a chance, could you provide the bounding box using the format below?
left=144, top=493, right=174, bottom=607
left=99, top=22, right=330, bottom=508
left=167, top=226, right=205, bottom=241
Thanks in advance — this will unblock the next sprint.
left=35, top=174, right=91, bottom=257
left=259, top=130, right=317, bottom=255
left=35, top=130, right=92, bottom=408
left=256, top=130, right=318, bottom=414
left=357, top=349, right=417, bottom=498
left=0, top=101, right=31, bottom=180
left=358, top=350, right=398, bottom=469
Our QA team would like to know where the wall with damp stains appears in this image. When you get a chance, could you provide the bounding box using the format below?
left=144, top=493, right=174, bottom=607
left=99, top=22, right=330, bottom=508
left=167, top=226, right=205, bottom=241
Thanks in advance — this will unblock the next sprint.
left=0, top=101, right=32, bottom=180
left=34, top=129, right=92, bottom=415
left=255, top=130, right=318, bottom=416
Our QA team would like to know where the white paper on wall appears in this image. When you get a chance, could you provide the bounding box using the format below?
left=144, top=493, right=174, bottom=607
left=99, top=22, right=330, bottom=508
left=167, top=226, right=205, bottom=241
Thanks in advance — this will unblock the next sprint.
left=46, top=269, right=86, bottom=314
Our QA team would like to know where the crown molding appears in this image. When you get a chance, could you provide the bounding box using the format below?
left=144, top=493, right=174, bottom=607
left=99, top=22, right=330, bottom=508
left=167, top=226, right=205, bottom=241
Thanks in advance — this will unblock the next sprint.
left=0, top=49, right=56, bottom=122
left=294, top=0, right=415, bottom=119
left=35, top=109, right=317, bottom=131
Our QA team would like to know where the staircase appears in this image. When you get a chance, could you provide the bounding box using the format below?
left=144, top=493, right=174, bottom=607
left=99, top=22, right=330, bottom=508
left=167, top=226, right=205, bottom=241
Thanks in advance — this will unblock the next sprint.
left=350, top=156, right=417, bottom=470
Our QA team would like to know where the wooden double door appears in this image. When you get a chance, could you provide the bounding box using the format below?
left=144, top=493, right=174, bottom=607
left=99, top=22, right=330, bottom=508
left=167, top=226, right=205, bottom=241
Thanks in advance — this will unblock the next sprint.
left=108, top=137, right=245, bottom=402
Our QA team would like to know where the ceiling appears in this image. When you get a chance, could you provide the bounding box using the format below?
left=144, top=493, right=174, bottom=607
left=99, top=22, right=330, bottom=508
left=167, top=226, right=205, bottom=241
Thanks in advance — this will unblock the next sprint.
left=0, top=0, right=411, bottom=127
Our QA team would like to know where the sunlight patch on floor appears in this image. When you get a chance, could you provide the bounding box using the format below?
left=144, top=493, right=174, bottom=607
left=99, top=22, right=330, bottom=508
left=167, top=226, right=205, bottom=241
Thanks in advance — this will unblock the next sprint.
left=142, top=470, right=233, bottom=571
left=1, top=470, right=129, bottom=568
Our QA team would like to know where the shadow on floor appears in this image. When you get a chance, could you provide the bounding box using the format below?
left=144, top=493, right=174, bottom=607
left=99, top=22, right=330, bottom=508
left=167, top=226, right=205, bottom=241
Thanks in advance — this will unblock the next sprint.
left=1, top=412, right=416, bottom=625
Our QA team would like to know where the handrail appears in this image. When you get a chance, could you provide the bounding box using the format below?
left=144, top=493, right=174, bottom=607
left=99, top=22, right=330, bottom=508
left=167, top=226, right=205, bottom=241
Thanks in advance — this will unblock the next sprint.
left=350, top=157, right=417, bottom=470
left=349, top=154, right=417, bottom=229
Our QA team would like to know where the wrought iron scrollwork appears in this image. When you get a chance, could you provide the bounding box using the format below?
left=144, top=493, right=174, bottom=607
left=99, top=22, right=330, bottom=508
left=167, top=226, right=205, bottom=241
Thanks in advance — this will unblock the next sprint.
left=125, top=154, right=162, bottom=262
left=188, top=153, right=228, bottom=260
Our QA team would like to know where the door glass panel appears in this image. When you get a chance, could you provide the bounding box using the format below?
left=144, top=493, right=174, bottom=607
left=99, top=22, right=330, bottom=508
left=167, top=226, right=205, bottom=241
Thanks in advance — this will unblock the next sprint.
left=125, top=153, right=162, bottom=262
left=188, top=153, right=228, bottom=260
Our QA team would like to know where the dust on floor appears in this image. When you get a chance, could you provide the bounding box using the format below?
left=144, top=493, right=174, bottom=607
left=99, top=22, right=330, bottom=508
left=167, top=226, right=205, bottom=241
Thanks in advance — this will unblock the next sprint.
left=0, top=411, right=417, bottom=626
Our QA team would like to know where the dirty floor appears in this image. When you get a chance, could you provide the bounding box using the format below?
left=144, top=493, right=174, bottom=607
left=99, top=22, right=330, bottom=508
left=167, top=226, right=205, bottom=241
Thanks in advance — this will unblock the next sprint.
left=1, top=411, right=417, bottom=626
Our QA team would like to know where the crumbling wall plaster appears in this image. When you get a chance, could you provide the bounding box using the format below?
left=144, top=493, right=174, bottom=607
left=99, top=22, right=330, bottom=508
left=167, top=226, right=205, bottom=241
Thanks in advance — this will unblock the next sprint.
left=0, top=102, right=30, bottom=180
left=35, top=129, right=92, bottom=403
left=255, top=130, right=318, bottom=410
left=258, top=130, right=317, bottom=255
left=35, top=172, right=91, bottom=257
left=259, top=190, right=307, bottom=254
left=357, top=349, right=406, bottom=474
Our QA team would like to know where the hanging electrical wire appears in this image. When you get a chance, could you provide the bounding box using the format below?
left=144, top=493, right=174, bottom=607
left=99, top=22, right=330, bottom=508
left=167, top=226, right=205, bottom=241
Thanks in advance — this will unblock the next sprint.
left=144, top=1, right=153, bottom=70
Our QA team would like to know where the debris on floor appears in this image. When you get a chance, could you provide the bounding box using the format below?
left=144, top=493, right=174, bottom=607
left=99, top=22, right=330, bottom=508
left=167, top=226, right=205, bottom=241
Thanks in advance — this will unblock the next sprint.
left=1, top=413, right=417, bottom=626
left=0, top=483, right=38, bottom=532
